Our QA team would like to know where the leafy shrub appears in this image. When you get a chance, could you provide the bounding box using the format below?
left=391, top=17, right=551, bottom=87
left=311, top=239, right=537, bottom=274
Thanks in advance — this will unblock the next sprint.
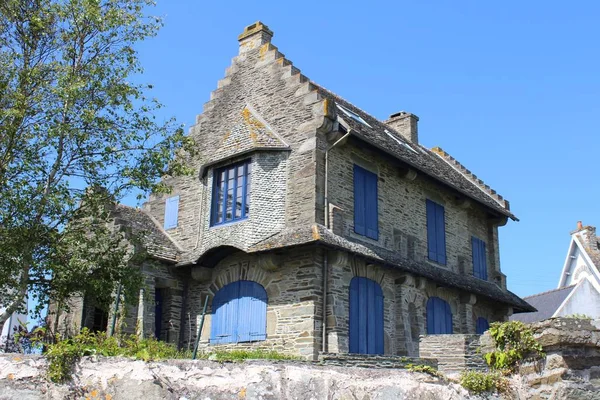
left=209, top=349, right=299, bottom=362
left=484, top=321, right=544, bottom=371
left=405, top=363, right=443, bottom=378
left=460, top=370, right=510, bottom=394
left=44, top=329, right=191, bottom=383
left=565, top=313, right=591, bottom=320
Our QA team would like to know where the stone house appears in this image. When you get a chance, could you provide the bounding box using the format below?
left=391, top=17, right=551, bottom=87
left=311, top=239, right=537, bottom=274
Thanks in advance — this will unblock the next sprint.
left=56, top=22, right=534, bottom=359
left=511, top=221, right=600, bottom=323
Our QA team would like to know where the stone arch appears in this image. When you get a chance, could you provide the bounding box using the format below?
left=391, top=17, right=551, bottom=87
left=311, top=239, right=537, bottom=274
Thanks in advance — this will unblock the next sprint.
left=351, top=259, right=386, bottom=286
left=209, top=253, right=274, bottom=296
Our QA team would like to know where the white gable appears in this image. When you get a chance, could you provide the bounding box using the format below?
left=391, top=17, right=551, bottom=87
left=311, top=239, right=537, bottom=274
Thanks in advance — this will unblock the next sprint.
left=558, top=235, right=600, bottom=291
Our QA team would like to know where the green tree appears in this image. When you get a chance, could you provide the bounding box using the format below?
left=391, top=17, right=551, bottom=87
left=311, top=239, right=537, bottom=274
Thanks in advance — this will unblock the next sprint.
left=0, top=0, right=194, bottom=328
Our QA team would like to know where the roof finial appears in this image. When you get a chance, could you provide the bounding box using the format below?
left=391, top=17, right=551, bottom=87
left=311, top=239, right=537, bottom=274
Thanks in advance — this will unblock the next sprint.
left=577, top=221, right=583, bottom=230
left=238, top=21, right=273, bottom=54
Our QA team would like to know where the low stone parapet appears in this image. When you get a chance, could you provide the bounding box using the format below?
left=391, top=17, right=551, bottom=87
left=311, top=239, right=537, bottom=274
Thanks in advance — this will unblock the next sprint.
left=318, top=352, right=437, bottom=369
left=419, top=334, right=486, bottom=376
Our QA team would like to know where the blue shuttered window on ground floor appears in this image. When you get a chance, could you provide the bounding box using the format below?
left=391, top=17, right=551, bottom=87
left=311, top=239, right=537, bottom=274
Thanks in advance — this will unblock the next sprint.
left=349, top=276, right=384, bottom=354
left=426, top=297, right=453, bottom=334
left=471, top=237, right=488, bottom=280
left=210, top=280, right=267, bottom=344
left=353, top=165, right=379, bottom=240
left=476, top=317, right=490, bottom=334
left=426, top=200, right=446, bottom=264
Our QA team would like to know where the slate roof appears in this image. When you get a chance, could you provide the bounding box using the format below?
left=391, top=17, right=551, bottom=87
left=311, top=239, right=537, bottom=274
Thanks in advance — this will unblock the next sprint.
left=510, top=285, right=575, bottom=323
left=200, top=104, right=289, bottom=175
left=112, top=205, right=181, bottom=262
left=314, top=85, right=517, bottom=221
left=246, top=223, right=534, bottom=312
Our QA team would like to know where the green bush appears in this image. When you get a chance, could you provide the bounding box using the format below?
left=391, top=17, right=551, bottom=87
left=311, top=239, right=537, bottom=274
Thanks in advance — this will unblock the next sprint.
left=484, top=321, right=544, bottom=371
left=460, top=370, right=509, bottom=394
left=210, top=349, right=299, bottom=362
left=405, top=363, right=443, bottom=378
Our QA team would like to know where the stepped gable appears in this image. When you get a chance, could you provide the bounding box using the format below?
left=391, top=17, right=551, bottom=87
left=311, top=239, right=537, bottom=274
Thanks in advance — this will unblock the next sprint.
left=200, top=104, right=289, bottom=173
left=246, top=223, right=534, bottom=312
left=313, top=84, right=516, bottom=221
left=113, top=204, right=181, bottom=262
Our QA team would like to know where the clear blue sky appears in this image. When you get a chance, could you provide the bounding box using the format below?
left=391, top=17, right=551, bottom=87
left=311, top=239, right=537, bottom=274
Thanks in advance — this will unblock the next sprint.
left=133, top=1, right=599, bottom=298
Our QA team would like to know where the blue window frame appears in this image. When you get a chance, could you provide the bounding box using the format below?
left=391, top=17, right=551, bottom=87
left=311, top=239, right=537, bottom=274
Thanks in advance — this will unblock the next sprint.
left=426, top=297, right=453, bottom=334
left=476, top=317, right=490, bottom=334
left=211, top=160, right=251, bottom=226
left=210, top=280, right=267, bottom=344
left=472, top=237, right=488, bottom=280
left=426, top=199, right=446, bottom=264
left=353, top=165, right=378, bottom=240
left=164, top=195, right=179, bottom=229
left=349, top=277, right=384, bottom=354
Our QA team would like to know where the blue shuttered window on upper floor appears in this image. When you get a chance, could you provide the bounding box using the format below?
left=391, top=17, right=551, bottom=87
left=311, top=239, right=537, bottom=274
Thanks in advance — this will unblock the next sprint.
left=426, top=297, right=453, bottom=334
left=476, top=317, right=490, bottom=334
left=353, top=165, right=378, bottom=240
left=164, top=195, right=180, bottom=230
left=210, top=280, right=267, bottom=344
left=211, top=160, right=251, bottom=226
left=426, top=199, right=446, bottom=265
left=472, top=237, right=488, bottom=280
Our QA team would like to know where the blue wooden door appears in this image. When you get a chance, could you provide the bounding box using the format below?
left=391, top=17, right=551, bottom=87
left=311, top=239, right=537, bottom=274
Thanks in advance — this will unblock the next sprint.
left=349, top=277, right=384, bottom=354
left=426, top=297, right=453, bottom=334
left=210, top=280, right=267, bottom=344
left=476, top=317, right=489, bottom=334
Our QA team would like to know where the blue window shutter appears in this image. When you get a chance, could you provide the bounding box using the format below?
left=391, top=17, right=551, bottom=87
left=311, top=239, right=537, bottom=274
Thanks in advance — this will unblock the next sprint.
left=349, top=277, right=384, bottom=355
left=472, top=237, right=481, bottom=278
left=210, top=281, right=266, bottom=345
left=353, top=165, right=366, bottom=236
left=237, top=281, right=267, bottom=342
left=164, top=196, right=179, bottom=229
left=435, top=204, right=446, bottom=264
left=427, top=297, right=452, bottom=334
left=472, top=237, right=488, bottom=280
left=476, top=317, right=489, bottom=334
left=426, top=200, right=437, bottom=261
left=364, top=170, right=379, bottom=240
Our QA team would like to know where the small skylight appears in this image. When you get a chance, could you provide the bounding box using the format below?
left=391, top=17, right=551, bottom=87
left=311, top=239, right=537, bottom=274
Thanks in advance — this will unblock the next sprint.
left=384, top=129, right=418, bottom=154
left=336, top=104, right=372, bottom=128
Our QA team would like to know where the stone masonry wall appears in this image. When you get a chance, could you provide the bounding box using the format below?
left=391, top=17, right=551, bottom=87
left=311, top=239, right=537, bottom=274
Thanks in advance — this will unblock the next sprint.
left=419, top=334, right=487, bottom=376
left=185, top=248, right=323, bottom=360
left=326, top=140, right=502, bottom=282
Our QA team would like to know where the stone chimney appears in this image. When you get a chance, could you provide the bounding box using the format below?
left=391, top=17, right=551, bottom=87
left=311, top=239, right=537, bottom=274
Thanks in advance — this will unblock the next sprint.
left=384, top=111, right=419, bottom=144
left=238, top=21, right=273, bottom=54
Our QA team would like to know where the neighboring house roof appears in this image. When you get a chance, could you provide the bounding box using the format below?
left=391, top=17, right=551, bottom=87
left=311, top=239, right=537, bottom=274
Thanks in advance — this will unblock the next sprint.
left=510, top=285, right=576, bottom=323
left=112, top=205, right=182, bottom=262
left=199, top=104, right=290, bottom=175
left=314, top=85, right=516, bottom=221
left=241, top=223, right=534, bottom=312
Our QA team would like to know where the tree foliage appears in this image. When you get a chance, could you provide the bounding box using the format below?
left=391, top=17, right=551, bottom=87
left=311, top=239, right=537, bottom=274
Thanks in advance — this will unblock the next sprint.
left=0, top=0, right=195, bottom=327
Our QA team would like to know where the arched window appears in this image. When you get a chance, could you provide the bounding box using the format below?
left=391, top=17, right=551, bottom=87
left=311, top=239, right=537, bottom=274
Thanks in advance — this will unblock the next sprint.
left=349, top=277, right=384, bottom=354
left=476, top=317, right=489, bottom=334
left=426, top=297, right=453, bottom=334
left=210, top=280, right=267, bottom=344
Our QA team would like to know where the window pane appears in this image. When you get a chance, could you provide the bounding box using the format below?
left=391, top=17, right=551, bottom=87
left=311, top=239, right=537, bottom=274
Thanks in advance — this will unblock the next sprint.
left=245, top=163, right=251, bottom=217
left=235, top=166, right=244, bottom=218
left=226, top=167, right=235, bottom=221
left=217, top=170, right=226, bottom=223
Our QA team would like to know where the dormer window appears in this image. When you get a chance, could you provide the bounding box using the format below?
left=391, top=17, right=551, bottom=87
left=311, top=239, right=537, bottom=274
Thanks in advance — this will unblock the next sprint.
left=211, top=160, right=251, bottom=226
left=336, top=104, right=372, bottom=128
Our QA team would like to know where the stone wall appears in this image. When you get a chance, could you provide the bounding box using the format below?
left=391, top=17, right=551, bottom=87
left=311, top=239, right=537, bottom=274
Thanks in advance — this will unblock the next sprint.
left=419, top=334, right=486, bottom=376
left=0, top=355, right=473, bottom=400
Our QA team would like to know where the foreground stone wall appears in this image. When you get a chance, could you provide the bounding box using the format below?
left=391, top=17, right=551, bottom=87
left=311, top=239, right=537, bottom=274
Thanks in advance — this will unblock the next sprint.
left=0, top=355, right=473, bottom=400
left=419, top=334, right=486, bottom=376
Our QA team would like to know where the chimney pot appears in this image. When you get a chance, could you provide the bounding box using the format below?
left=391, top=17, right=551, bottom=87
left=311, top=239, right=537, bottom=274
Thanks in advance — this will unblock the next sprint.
left=384, top=111, right=419, bottom=144
left=238, top=21, right=273, bottom=54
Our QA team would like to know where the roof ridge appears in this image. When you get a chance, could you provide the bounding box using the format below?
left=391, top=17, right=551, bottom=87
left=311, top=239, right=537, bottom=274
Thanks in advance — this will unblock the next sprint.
left=430, top=146, right=510, bottom=210
left=523, top=284, right=576, bottom=299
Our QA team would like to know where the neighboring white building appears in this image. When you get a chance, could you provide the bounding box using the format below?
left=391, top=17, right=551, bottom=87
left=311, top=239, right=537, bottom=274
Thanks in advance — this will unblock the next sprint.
left=512, top=222, right=600, bottom=323
left=1, top=305, right=28, bottom=350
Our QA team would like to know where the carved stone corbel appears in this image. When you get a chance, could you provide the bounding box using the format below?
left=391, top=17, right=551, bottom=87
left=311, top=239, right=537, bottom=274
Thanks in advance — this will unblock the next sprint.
left=191, top=266, right=212, bottom=283
left=257, top=253, right=280, bottom=271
